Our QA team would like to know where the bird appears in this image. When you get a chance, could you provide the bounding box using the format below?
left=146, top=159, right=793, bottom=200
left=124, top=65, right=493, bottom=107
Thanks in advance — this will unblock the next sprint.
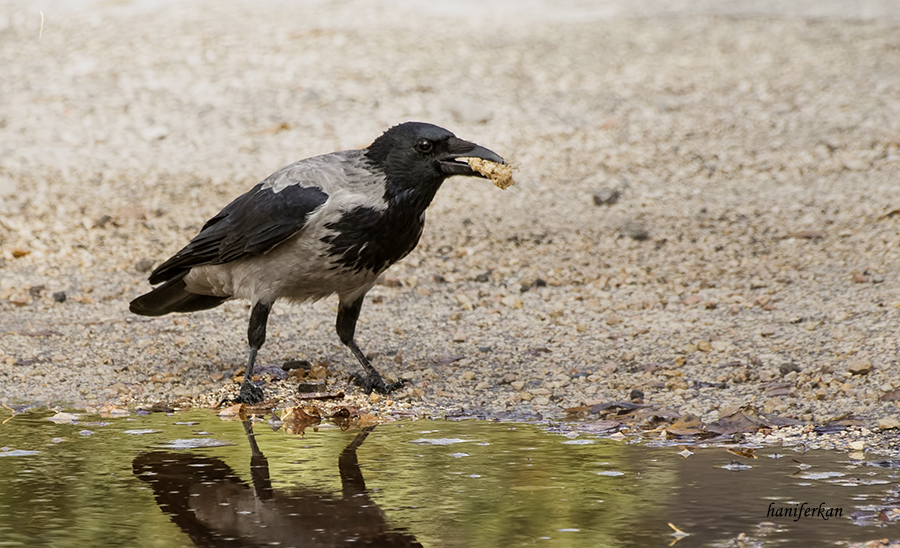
left=130, top=122, right=507, bottom=404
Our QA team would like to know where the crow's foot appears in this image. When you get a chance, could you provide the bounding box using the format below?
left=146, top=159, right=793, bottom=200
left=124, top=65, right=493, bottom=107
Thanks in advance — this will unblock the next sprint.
left=232, top=382, right=265, bottom=405
left=350, top=373, right=410, bottom=395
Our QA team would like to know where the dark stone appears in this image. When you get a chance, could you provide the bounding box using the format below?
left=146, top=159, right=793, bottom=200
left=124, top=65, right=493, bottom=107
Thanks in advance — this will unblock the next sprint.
left=779, top=362, right=801, bottom=376
left=297, top=380, right=327, bottom=393
left=282, top=359, right=312, bottom=371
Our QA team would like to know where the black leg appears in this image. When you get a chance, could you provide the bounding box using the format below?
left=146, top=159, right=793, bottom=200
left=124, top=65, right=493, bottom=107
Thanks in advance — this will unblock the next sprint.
left=336, top=296, right=407, bottom=394
left=236, top=301, right=271, bottom=404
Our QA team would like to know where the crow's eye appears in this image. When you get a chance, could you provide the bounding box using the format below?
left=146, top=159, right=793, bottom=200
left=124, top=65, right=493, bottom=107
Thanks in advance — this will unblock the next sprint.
left=415, top=139, right=433, bottom=154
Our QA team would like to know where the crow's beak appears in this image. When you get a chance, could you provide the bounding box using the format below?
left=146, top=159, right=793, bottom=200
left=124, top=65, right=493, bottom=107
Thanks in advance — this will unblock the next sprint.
left=439, top=137, right=506, bottom=177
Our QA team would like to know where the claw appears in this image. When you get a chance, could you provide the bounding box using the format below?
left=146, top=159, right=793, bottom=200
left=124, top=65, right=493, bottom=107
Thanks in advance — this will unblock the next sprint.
left=233, top=382, right=265, bottom=405
left=351, top=373, right=410, bottom=394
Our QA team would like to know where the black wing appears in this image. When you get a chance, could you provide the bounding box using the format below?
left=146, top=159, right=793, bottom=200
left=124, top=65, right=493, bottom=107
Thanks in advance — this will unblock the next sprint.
left=148, top=183, right=328, bottom=285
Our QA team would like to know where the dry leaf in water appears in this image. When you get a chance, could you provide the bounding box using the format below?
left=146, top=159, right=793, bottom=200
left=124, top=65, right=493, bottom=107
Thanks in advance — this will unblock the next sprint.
left=666, top=414, right=705, bottom=436
left=218, top=403, right=247, bottom=420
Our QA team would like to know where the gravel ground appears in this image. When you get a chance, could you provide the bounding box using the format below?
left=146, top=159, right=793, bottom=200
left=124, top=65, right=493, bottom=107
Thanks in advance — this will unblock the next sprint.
left=2, top=1, right=900, bottom=451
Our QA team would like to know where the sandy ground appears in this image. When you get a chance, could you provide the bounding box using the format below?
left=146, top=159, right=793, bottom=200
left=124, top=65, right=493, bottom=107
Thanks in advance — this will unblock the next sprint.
left=2, top=0, right=900, bottom=448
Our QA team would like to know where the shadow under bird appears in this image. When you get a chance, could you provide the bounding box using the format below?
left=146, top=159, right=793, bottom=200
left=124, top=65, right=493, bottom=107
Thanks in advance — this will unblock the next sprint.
left=130, top=122, right=507, bottom=404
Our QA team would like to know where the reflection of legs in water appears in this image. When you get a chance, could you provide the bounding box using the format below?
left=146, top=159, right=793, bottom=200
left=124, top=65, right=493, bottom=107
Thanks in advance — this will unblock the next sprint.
left=242, top=419, right=273, bottom=500
left=137, top=422, right=421, bottom=547
left=242, top=420, right=377, bottom=501
left=339, top=426, right=376, bottom=498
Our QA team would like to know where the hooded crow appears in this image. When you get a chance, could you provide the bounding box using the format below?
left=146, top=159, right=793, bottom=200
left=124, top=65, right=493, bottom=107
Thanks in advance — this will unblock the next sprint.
left=130, top=122, right=507, bottom=404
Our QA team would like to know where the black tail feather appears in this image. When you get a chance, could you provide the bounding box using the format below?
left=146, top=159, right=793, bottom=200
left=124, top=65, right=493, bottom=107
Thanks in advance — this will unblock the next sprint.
left=130, top=272, right=228, bottom=317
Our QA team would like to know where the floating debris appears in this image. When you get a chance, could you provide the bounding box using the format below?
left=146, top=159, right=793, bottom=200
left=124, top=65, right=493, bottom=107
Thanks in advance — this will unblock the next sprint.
left=159, top=438, right=234, bottom=449
left=410, top=438, right=469, bottom=446
left=796, top=471, right=845, bottom=480
left=668, top=522, right=690, bottom=540
left=48, top=412, right=80, bottom=424
left=0, top=448, right=40, bottom=458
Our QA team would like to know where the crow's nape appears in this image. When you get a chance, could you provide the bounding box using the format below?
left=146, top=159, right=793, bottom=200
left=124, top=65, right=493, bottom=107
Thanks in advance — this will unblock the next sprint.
left=129, top=272, right=228, bottom=316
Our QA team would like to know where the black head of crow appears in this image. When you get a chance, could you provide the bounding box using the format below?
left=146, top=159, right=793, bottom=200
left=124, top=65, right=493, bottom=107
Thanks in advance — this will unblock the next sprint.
left=130, top=122, right=507, bottom=404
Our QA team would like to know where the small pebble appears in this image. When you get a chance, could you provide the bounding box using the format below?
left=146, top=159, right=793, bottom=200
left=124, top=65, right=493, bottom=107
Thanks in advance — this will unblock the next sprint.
left=592, top=187, right=620, bottom=206
left=848, top=359, right=873, bottom=375
left=618, top=220, right=650, bottom=241
left=135, top=258, right=155, bottom=272
left=499, top=374, right=516, bottom=385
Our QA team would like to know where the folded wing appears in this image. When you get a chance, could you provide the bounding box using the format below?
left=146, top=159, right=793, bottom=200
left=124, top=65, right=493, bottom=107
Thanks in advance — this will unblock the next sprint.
left=148, top=182, right=329, bottom=285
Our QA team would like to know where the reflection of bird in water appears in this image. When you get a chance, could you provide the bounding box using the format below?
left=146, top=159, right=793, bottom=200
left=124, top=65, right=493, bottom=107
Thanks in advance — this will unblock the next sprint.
left=133, top=422, right=421, bottom=548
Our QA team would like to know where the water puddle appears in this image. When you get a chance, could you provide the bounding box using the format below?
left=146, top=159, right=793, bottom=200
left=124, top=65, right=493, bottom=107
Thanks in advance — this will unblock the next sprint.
left=0, top=408, right=898, bottom=547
